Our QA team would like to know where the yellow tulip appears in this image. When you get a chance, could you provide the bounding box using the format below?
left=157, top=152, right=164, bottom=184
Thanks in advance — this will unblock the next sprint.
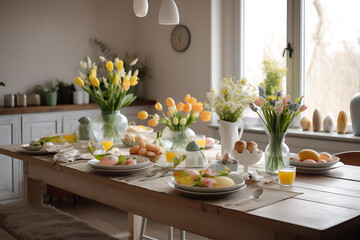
left=117, top=60, right=124, bottom=71
left=200, top=111, right=212, bottom=122
left=122, top=79, right=130, bottom=91
left=189, top=97, right=197, bottom=106
left=176, top=102, right=184, bottom=112
left=106, top=61, right=114, bottom=72
left=155, top=102, right=163, bottom=111
left=166, top=97, right=175, bottom=107
left=184, top=94, right=191, bottom=103
left=113, top=74, right=120, bottom=85
left=193, top=103, right=203, bottom=113
left=148, top=118, right=158, bottom=127
left=89, top=75, right=100, bottom=87
left=74, top=77, right=84, bottom=87
left=183, top=103, right=192, bottom=113
left=90, top=68, right=97, bottom=77
left=138, top=111, right=148, bottom=120
left=130, top=76, right=138, bottom=86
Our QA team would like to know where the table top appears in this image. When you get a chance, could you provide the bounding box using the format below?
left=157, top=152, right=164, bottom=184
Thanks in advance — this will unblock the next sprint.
left=0, top=144, right=359, bottom=239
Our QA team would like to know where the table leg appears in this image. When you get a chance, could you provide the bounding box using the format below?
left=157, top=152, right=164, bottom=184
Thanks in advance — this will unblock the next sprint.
left=128, top=213, right=142, bottom=240
left=23, top=162, right=41, bottom=204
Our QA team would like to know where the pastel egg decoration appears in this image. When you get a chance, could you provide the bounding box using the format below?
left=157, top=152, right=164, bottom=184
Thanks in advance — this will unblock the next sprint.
left=312, top=109, right=322, bottom=132
left=337, top=111, right=347, bottom=134
left=300, top=116, right=311, bottom=131
left=323, top=114, right=335, bottom=133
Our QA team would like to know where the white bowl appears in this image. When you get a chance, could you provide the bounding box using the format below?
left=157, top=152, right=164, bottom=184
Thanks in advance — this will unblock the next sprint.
left=232, top=149, right=263, bottom=172
left=214, top=159, right=239, bottom=173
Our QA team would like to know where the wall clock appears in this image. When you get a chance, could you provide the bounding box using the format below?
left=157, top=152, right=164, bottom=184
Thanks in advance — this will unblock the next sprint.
left=171, top=25, right=191, bottom=52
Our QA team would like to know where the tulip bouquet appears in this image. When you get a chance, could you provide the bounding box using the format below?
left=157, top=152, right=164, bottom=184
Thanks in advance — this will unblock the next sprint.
left=75, top=56, right=140, bottom=141
left=138, top=94, right=212, bottom=149
left=206, top=77, right=257, bottom=122
left=250, top=86, right=307, bottom=172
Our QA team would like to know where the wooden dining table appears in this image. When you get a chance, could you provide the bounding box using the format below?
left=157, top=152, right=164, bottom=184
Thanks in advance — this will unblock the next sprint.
left=0, top=144, right=359, bottom=240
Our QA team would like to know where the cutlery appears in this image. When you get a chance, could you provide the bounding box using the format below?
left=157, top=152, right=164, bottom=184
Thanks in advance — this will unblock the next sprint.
left=225, top=188, right=263, bottom=206
left=139, top=168, right=171, bottom=181
left=121, top=168, right=160, bottom=182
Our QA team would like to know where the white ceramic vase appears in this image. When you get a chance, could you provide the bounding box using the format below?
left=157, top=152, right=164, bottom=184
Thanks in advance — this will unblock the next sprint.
left=218, top=119, right=244, bottom=157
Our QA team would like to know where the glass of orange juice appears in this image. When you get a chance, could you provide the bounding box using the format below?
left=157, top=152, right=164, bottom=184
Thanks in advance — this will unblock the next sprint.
left=165, top=150, right=178, bottom=166
left=278, top=166, right=296, bottom=186
left=195, top=134, right=205, bottom=148
left=101, top=137, right=114, bottom=151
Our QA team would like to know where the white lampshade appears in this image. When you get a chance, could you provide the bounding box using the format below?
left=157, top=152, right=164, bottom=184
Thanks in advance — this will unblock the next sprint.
left=158, top=0, right=179, bottom=25
left=133, top=0, right=148, bottom=17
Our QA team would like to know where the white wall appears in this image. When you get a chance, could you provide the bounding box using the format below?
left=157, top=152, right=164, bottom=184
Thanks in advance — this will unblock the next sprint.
left=0, top=0, right=136, bottom=105
left=135, top=0, right=212, bottom=134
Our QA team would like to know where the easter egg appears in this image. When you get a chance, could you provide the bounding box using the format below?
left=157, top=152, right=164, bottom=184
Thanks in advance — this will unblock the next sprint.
left=186, top=141, right=201, bottom=151
left=184, top=169, right=200, bottom=180
left=319, top=152, right=332, bottom=161
left=205, top=137, right=215, bottom=145
left=99, top=155, right=119, bottom=166
left=213, top=176, right=235, bottom=188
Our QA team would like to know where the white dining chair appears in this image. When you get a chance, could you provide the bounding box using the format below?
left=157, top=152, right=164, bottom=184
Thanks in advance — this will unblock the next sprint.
left=140, top=217, right=186, bottom=240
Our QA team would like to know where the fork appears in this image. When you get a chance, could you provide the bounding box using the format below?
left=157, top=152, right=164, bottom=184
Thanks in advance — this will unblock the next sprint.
left=121, top=168, right=160, bottom=182
left=139, top=168, right=171, bottom=181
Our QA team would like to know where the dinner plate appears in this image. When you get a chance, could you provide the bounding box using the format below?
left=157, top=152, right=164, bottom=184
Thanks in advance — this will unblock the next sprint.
left=295, top=162, right=344, bottom=173
left=170, top=175, right=245, bottom=193
left=88, top=161, right=154, bottom=175
left=87, top=155, right=150, bottom=170
left=290, top=153, right=340, bottom=168
left=168, top=181, right=246, bottom=198
left=21, top=143, right=43, bottom=151
left=204, top=139, right=220, bottom=149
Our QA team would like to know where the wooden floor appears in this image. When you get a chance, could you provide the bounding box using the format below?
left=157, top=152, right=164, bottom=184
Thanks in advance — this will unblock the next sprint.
left=54, top=196, right=208, bottom=240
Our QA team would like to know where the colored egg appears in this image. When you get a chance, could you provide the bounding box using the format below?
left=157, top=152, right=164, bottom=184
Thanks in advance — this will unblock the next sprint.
left=184, top=169, right=200, bottom=181
left=186, top=141, right=201, bottom=151
left=317, top=159, right=327, bottom=163
left=99, top=155, right=118, bottom=166
left=205, top=137, right=215, bottom=145
left=302, top=159, right=317, bottom=163
left=319, top=152, right=332, bottom=161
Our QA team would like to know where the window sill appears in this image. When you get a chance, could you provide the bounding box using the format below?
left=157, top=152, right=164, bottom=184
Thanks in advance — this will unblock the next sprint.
left=209, top=124, right=360, bottom=144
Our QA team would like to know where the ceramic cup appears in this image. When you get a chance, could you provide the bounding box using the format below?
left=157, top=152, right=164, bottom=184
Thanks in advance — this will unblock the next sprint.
left=83, top=92, right=89, bottom=104
left=73, top=91, right=83, bottom=105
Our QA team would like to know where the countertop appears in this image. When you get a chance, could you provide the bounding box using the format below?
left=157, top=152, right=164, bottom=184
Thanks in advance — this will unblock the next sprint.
left=0, top=99, right=156, bottom=115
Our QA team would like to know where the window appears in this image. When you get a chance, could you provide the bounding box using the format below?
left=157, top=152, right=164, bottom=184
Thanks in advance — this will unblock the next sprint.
left=236, top=0, right=360, bottom=124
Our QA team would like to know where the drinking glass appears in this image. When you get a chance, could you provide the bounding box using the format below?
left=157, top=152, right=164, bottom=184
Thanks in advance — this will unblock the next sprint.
left=195, top=134, right=205, bottom=148
left=102, top=137, right=114, bottom=151
left=278, top=166, right=296, bottom=186
left=165, top=150, right=178, bottom=167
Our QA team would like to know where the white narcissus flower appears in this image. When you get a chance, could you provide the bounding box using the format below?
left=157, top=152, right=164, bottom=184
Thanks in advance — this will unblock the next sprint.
left=154, top=114, right=160, bottom=120
left=103, top=77, right=109, bottom=88
left=180, top=118, right=187, bottom=126
left=99, top=56, right=105, bottom=62
left=114, top=58, right=119, bottom=67
left=173, top=118, right=179, bottom=125
left=134, top=69, right=139, bottom=76
left=87, top=57, right=92, bottom=68
left=127, top=70, right=132, bottom=78
left=80, top=61, right=87, bottom=70
left=130, top=58, right=138, bottom=66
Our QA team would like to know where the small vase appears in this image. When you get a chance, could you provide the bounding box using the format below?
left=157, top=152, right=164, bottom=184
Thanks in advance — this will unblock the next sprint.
left=265, top=132, right=290, bottom=173
left=218, top=119, right=244, bottom=157
left=350, top=93, right=360, bottom=136
left=92, top=111, right=128, bottom=144
left=161, top=127, right=195, bottom=152
left=45, top=92, right=57, bottom=106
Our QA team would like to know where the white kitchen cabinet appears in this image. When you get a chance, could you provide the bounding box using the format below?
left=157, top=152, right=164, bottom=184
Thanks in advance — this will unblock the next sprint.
left=0, top=115, right=21, bottom=202
left=22, top=113, right=63, bottom=143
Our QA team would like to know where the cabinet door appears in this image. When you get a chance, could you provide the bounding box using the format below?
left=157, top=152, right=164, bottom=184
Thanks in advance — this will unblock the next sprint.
left=63, top=109, right=100, bottom=133
left=22, top=113, right=62, bottom=143
left=0, top=116, right=21, bottom=201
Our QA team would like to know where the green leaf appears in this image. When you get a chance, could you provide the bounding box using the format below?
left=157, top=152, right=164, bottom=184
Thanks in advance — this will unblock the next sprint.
left=116, top=155, right=125, bottom=165
left=173, top=155, right=187, bottom=169
left=94, top=154, right=110, bottom=160
left=120, top=94, right=137, bottom=108
left=0, top=82, right=5, bottom=87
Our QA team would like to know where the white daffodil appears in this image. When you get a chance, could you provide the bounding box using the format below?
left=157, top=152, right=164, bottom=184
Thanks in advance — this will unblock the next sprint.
left=127, top=70, right=132, bottom=78
left=80, top=61, right=87, bottom=70
left=114, top=58, right=119, bottom=67
left=180, top=118, right=187, bottom=126
left=134, top=69, right=139, bottom=76
left=173, top=118, right=179, bottom=125
left=99, top=56, right=105, bottom=62
left=87, top=57, right=92, bottom=68
left=130, top=58, right=138, bottom=66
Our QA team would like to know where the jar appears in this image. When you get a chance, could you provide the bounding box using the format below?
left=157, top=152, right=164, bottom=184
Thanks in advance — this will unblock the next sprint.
left=4, top=94, right=15, bottom=108
left=15, top=94, right=27, bottom=107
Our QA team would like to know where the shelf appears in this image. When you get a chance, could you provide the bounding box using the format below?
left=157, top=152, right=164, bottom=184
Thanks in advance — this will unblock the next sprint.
left=0, top=99, right=156, bottom=115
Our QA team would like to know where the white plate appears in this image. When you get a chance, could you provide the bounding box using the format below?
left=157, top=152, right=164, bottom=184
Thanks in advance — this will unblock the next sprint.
left=170, top=175, right=245, bottom=193
left=21, top=143, right=43, bottom=151
left=87, top=155, right=150, bottom=170
left=168, top=181, right=246, bottom=197
left=296, top=162, right=344, bottom=173
left=88, top=161, right=154, bottom=175
left=204, top=139, right=220, bottom=149
left=127, top=126, right=154, bottom=133
left=290, top=153, right=340, bottom=168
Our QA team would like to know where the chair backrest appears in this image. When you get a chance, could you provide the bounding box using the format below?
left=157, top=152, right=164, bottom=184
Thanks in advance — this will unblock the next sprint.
left=333, top=151, right=360, bottom=166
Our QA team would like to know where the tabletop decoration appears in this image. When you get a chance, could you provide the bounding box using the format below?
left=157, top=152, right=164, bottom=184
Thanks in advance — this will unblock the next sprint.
left=137, top=94, right=211, bottom=153
left=75, top=56, right=140, bottom=143
left=184, top=141, right=207, bottom=167
left=173, top=168, right=231, bottom=188
left=206, top=77, right=257, bottom=156
left=250, top=87, right=307, bottom=173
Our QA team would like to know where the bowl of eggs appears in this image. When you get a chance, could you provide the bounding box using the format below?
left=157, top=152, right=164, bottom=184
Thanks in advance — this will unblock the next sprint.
left=231, top=140, right=263, bottom=172
left=122, top=133, right=150, bottom=147
left=290, top=149, right=339, bottom=168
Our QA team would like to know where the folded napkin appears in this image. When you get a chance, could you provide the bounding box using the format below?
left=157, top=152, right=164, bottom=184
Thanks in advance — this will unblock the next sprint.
left=53, top=148, right=79, bottom=163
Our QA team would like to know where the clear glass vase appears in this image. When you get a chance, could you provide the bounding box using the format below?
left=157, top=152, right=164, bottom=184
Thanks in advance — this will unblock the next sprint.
left=161, top=127, right=195, bottom=152
left=92, top=111, right=128, bottom=144
left=265, top=132, right=290, bottom=173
